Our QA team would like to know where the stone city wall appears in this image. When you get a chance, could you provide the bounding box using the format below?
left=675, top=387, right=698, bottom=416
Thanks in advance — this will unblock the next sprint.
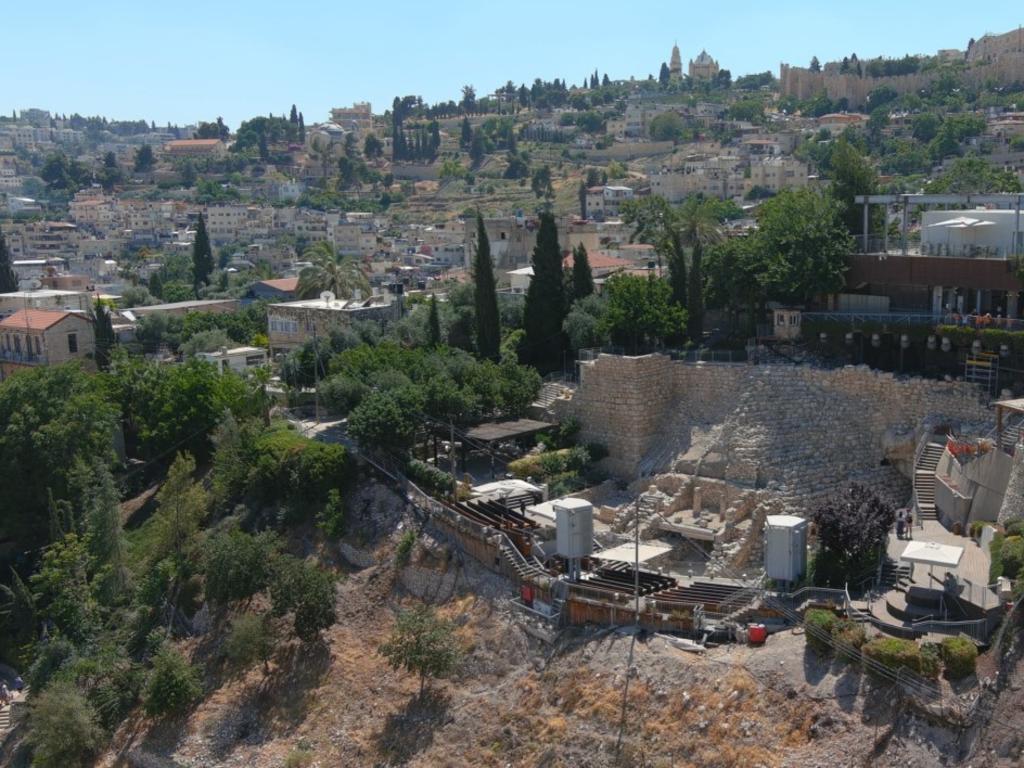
left=560, top=355, right=993, bottom=513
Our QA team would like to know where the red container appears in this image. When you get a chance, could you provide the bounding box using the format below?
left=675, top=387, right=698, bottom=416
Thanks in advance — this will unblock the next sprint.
left=521, top=584, right=534, bottom=606
left=747, top=623, right=767, bottom=645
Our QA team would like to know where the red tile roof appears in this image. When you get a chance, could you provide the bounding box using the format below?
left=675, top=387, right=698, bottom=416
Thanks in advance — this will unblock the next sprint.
left=0, top=309, right=83, bottom=331
left=258, top=277, right=299, bottom=292
left=562, top=252, right=635, bottom=271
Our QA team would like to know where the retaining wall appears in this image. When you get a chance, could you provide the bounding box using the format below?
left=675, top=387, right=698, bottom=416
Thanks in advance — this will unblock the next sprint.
left=559, top=355, right=993, bottom=512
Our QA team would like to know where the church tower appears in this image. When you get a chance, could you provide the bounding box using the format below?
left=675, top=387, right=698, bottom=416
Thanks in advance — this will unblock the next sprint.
left=669, top=43, right=683, bottom=80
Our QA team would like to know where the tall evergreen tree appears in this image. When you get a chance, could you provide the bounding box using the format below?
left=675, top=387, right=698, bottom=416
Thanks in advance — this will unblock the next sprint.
left=289, top=104, right=299, bottom=124
left=427, top=295, right=442, bottom=347
left=659, top=63, right=671, bottom=87
left=0, top=227, right=17, bottom=292
left=523, top=213, right=566, bottom=372
left=92, top=299, right=116, bottom=371
left=570, top=244, right=594, bottom=301
left=191, top=214, right=214, bottom=296
left=472, top=214, right=501, bottom=360
left=460, top=117, right=472, bottom=150
left=77, top=459, right=129, bottom=599
left=148, top=270, right=164, bottom=299
left=678, top=197, right=724, bottom=342
left=298, top=112, right=305, bottom=141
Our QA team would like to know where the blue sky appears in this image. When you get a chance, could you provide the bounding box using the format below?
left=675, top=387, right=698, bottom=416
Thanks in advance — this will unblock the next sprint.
left=3, top=2, right=1022, bottom=128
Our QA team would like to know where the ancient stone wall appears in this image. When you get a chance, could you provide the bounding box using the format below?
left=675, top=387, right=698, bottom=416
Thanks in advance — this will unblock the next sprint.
left=999, top=440, right=1024, bottom=524
left=780, top=54, right=1024, bottom=108
left=563, top=355, right=993, bottom=513
left=558, top=353, right=677, bottom=476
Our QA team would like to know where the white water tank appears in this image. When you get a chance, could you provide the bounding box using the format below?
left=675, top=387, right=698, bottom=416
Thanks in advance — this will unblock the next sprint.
left=554, top=498, right=594, bottom=559
left=764, top=514, right=808, bottom=584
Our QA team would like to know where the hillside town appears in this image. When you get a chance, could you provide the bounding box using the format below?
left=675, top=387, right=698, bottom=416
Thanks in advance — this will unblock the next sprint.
left=3, top=15, right=1024, bottom=768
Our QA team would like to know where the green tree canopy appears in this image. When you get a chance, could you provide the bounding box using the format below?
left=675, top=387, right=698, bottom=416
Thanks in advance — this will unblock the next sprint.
left=755, top=188, right=852, bottom=305
left=379, top=605, right=461, bottom=695
left=296, top=241, right=371, bottom=300
left=926, top=156, right=1023, bottom=194
left=601, top=274, right=686, bottom=354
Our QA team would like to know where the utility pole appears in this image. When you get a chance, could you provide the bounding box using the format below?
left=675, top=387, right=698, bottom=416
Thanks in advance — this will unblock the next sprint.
left=634, top=496, right=640, bottom=626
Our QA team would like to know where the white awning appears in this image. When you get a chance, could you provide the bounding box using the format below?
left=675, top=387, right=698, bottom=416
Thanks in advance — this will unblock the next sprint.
left=900, top=541, right=964, bottom=569
left=593, top=543, right=673, bottom=564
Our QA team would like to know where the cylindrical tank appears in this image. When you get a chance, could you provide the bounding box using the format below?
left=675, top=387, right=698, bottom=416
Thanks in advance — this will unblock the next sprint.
left=764, top=514, right=808, bottom=584
left=554, top=498, right=594, bottom=559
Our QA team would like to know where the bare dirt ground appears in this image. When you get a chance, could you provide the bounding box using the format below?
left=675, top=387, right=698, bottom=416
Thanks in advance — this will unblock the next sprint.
left=92, top=482, right=1018, bottom=768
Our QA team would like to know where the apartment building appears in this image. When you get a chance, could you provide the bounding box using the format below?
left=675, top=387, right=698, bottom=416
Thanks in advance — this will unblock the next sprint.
left=745, top=156, right=811, bottom=196
left=267, top=292, right=399, bottom=355
left=584, top=185, right=635, bottom=221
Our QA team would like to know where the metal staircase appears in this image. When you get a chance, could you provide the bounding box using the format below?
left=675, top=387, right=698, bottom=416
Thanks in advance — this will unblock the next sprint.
left=913, top=440, right=944, bottom=521
left=999, top=414, right=1024, bottom=455
left=964, top=351, right=999, bottom=394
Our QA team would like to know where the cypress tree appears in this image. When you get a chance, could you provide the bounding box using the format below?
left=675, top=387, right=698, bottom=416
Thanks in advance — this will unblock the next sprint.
left=92, top=299, right=116, bottom=371
left=0, top=227, right=17, bottom=292
left=571, top=244, right=594, bottom=301
left=192, top=214, right=214, bottom=296
left=427, top=294, right=442, bottom=347
left=460, top=117, right=472, bottom=150
left=289, top=104, right=298, bottom=124
left=523, top=213, right=566, bottom=372
left=148, top=270, right=164, bottom=299
left=472, top=213, right=501, bottom=360
left=298, top=112, right=305, bottom=141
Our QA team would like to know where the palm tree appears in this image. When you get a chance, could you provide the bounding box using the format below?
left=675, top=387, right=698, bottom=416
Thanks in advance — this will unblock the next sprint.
left=678, top=198, right=724, bottom=342
left=296, top=241, right=370, bottom=300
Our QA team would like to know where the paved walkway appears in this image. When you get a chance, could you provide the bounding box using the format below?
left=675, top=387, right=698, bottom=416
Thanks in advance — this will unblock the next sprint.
left=887, top=520, right=996, bottom=608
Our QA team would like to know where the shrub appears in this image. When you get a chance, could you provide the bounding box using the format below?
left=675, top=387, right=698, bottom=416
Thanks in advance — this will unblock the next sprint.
left=405, top=459, right=456, bottom=496
left=317, top=488, right=346, bottom=538
left=396, top=530, right=417, bottom=567
left=990, top=532, right=1005, bottom=581
left=284, top=749, right=314, bottom=768
left=144, top=648, right=202, bottom=717
left=250, top=425, right=350, bottom=514
left=203, top=530, right=280, bottom=607
left=968, top=520, right=985, bottom=539
left=27, top=681, right=103, bottom=768
left=269, top=555, right=337, bottom=642
left=919, top=641, right=942, bottom=679
left=224, top=612, right=274, bottom=670
left=804, top=609, right=837, bottom=655
left=1005, top=518, right=1024, bottom=538
left=940, top=636, right=978, bottom=679
left=508, top=448, right=574, bottom=480
left=27, top=637, right=76, bottom=693
left=1001, top=536, right=1024, bottom=580
left=862, top=637, right=922, bottom=676
left=831, top=619, right=867, bottom=661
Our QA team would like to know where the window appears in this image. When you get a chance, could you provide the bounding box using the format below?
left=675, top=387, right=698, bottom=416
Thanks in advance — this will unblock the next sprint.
left=13, top=336, right=20, bottom=354
left=67, top=333, right=78, bottom=353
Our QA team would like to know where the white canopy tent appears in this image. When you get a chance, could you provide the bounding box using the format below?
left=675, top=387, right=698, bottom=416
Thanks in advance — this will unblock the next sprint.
left=900, top=540, right=964, bottom=581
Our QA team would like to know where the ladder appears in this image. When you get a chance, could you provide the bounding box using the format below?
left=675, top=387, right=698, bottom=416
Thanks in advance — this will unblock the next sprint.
left=964, top=352, right=999, bottom=395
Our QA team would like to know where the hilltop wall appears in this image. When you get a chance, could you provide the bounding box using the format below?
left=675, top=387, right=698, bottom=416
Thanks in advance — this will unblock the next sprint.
left=780, top=53, right=1024, bottom=108
left=560, top=355, right=992, bottom=511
